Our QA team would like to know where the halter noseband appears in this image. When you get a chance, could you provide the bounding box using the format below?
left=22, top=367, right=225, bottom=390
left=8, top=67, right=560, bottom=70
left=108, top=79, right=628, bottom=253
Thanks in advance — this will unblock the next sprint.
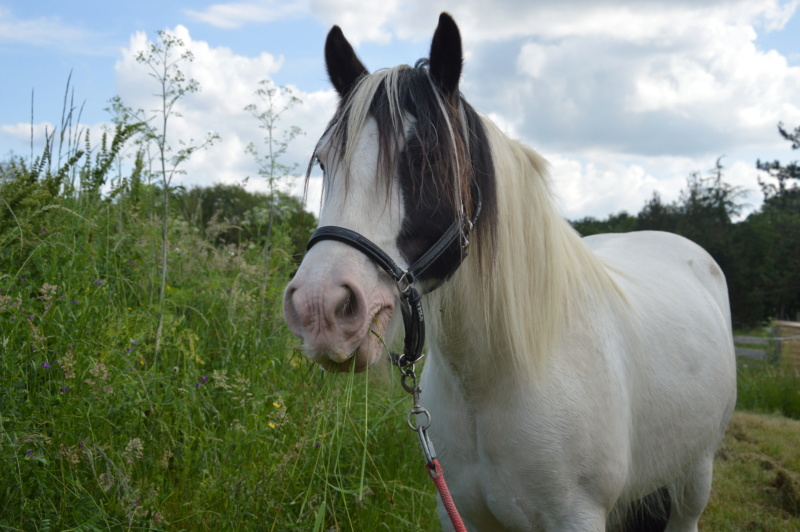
left=306, top=188, right=482, bottom=368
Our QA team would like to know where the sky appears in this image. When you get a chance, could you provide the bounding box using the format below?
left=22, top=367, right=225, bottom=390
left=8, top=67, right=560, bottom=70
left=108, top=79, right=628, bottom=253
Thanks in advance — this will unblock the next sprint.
left=1, top=0, right=799, bottom=220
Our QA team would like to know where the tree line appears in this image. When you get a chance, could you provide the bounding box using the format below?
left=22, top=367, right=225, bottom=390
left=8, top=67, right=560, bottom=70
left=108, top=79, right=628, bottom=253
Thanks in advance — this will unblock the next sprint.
left=571, top=124, right=800, bottom=328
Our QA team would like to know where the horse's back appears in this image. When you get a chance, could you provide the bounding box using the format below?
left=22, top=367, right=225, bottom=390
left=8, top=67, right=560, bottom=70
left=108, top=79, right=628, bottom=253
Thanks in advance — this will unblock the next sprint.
left=585, top=230, right=732, bottom=334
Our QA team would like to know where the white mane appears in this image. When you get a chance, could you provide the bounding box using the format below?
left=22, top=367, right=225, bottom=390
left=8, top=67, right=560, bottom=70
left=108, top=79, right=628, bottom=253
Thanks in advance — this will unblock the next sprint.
left=427, top=117, right=628, bottom=374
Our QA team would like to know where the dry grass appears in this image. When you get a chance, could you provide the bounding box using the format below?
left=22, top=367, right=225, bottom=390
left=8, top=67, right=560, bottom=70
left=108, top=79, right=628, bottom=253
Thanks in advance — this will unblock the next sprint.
left=704, top=411, right=800, bottom=530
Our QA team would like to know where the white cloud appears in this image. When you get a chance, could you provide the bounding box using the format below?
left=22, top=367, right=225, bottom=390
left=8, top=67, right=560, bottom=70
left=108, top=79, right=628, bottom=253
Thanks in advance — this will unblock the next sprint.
left=0, top=6, right=112, bottom=55
left=185, top=1, right=307, bottom=29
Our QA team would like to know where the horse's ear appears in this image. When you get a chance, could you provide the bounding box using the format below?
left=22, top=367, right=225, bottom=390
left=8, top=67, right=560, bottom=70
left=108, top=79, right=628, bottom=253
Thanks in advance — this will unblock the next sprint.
left=325, top=25, right=368, bottom=98
left=428, top=12, right=463, bottom=98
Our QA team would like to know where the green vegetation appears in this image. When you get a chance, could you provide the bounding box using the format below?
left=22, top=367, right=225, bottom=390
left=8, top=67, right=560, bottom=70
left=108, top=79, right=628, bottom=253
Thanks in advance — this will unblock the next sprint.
left=737, top=357, right=800, bottom=420
left=0, top=123, right=436, bottom=530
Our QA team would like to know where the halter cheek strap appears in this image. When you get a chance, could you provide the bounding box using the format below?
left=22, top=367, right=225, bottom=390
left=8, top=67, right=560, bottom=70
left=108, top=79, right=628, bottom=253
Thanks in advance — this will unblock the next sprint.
left=305, top=188, right=481, bottom=368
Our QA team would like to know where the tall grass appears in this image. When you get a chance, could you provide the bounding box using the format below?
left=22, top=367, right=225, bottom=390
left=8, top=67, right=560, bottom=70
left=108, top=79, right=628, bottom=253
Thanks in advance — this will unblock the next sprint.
left=0, top=141, right=437, bottom=530
left=736, top=357, right=800, bottom=419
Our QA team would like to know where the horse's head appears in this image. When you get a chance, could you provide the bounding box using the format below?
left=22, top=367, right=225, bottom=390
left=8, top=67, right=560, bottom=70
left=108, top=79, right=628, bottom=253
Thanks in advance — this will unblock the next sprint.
left=283, top=13, right=495, bottom=372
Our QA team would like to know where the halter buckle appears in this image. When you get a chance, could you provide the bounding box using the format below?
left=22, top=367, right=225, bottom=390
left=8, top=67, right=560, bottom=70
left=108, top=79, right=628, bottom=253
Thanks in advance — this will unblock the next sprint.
left=397, top=271, right=415, bottom=294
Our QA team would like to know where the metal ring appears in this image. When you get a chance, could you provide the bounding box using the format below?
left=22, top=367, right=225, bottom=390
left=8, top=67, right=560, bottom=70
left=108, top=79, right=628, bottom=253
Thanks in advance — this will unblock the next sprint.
left=407, top=406, right=431, bottom=432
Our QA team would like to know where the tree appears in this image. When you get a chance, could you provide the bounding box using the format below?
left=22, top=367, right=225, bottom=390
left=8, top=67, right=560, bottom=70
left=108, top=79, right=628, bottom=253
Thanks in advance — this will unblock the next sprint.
left=751, top=122, right=800, bottom=321
left=570, top=211, right=637, bottom=236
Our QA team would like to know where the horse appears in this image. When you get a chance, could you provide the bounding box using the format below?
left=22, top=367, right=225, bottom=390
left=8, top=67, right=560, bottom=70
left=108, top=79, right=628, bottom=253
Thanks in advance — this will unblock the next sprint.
left=283, top=12, right=737, bottom=531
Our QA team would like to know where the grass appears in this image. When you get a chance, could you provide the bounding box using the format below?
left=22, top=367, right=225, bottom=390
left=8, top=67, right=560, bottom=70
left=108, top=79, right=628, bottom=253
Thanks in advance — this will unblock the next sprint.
left=736, top=358, right=800, bottom=419
left=704, top=411, right=800, bottom=530
left=0, top=185, right=439, bottom=531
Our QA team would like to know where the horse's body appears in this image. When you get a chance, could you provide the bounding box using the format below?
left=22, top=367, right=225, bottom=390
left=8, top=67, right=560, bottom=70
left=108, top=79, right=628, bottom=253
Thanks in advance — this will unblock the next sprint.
left=422, top=230, right=735, bottom=531
left=284, top=13, right=736, bottom=531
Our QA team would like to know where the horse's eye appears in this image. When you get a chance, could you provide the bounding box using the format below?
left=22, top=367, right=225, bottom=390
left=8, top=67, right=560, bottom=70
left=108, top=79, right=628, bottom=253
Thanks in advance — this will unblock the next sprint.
left=316, top=158, right=326, bottom=173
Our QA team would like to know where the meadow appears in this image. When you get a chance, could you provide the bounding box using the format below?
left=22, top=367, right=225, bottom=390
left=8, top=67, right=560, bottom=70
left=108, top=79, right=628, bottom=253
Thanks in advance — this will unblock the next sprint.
left=1, top=140, right=799, bottom=532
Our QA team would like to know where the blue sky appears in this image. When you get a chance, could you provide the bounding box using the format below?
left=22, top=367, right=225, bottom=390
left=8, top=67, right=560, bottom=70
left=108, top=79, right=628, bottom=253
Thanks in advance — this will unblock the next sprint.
left=2, top=1, right=799, bottom=219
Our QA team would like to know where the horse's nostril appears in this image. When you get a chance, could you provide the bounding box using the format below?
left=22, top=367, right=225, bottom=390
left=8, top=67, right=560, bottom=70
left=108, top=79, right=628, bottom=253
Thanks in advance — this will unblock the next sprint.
left=335, top=284, right=360, bottom=320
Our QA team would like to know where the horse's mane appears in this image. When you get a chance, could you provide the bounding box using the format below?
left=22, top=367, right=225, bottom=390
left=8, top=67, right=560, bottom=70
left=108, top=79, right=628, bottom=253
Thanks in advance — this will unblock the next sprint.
left=428, top=117, right=628, bottom=373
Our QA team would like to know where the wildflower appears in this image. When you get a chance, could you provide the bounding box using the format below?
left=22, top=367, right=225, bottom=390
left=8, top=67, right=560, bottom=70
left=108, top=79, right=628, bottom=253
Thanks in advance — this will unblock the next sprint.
left=26, top=449, right=35, bottom=458
left=226, top=288, right=232, bottom=294
left=71, top=299, right=78, bottom=304
left=60, top=386, right=70, bottom=393
left=98, top=472, right=114, bottom=493
left=268, top=423, right=276, bottom=429
left=124, top=438, right=144, bottom=462
left=41, top=362, right=50, bottom=370
left=196, top=383, right=202, bottom=388
left=40, top=226, right=46, bottom=234
left=95, top=280, right=103, bottom=286
left=90, top=361, right=109, bottom=380
left=28, top=315, right=34, bottom=321
left=58, top=444, right=81, bottom=465
left=273, top=402, right=281, bottom=409
left=139, top=359, right=145, bottom=366
left=126, top=348, right=132, bottom=354
left=201, top=376, right=208, bottom=383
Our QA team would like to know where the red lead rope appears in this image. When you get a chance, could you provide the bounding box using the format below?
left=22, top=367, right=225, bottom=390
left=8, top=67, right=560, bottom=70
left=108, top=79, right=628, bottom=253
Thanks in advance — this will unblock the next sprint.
left=397, top=365, right=467, bottom=531
left=426, top=459, right=468, bottom=532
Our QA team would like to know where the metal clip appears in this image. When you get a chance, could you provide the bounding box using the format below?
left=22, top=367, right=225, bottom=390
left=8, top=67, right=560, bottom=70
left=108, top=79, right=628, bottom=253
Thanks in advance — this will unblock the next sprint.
left=397, top=271, right=414, bottom=294
left=417, top=424, right=437, bottom=472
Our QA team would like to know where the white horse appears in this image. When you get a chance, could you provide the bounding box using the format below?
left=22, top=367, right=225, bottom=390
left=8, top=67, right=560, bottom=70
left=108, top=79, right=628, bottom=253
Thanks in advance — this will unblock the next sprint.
left=283, top=13, right=736, bottom=531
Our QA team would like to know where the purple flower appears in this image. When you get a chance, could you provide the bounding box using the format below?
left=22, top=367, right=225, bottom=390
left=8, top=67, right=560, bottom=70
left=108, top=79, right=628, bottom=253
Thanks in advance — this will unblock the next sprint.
left=125, top=348, right=132, bottom=354
left=40, top=227, right=46, bottom=234
left=201, top=376, right=208, bottom=383
left=95, top=280, right=103, bottom=286
left=196, top=383, right=202, bottom=388
left=28, top=315, right=34, bottom=321
left=225, top=288, right=232, bottom=294
left=60, top=386, right=70, bottom=393
left=71, top=299, right=78, bottom=304
left=41, top=362, right=50, bottom=370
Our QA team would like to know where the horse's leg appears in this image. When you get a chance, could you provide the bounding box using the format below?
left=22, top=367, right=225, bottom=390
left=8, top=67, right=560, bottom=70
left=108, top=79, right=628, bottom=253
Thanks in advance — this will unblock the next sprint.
left=664, top=453, right=715, bottom=532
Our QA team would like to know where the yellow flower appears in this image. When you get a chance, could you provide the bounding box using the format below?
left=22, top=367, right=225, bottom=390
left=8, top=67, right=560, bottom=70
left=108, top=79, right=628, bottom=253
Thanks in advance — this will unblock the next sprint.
left=139, top=359, right=145, bottom=366
left=268, top=422, right=276, bottom=429
left=272, top=402, right=281, bottom=409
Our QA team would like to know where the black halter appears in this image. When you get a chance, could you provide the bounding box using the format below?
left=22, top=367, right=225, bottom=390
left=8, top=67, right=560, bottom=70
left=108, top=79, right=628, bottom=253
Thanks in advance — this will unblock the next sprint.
left=306, top=189, right=482, bottom=368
